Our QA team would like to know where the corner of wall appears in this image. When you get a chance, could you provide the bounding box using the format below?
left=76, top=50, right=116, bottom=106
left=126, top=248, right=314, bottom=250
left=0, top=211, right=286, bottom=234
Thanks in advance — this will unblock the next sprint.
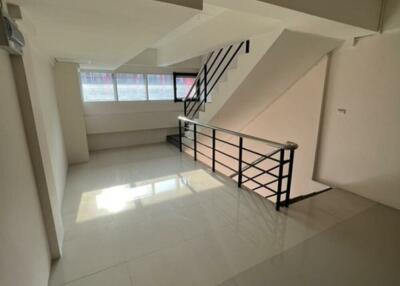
left=54, top=62, right=90, bottom=164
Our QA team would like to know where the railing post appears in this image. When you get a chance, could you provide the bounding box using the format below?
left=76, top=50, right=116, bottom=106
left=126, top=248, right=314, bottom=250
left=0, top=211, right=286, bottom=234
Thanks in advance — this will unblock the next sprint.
left=204, top=64, right=208, bottom=102
left=276, top=149, right=284, bottom=211
left=238, top=137, right=243, bottom=188
left=285, top=149, right=295, bottom=207
left=184, top=100, right=187, bottom=117
left=212, top=129, right=216, bottom=172
left=193, top=124, right=197, bottom=161
left=178, top=119, right=183, bottom=152
left=196, top=79, right=200, bottom=101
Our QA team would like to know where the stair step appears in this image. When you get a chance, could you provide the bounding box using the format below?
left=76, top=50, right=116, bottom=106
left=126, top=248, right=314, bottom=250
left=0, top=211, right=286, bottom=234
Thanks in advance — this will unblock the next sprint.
left=166, top=134, right=180, bottom=149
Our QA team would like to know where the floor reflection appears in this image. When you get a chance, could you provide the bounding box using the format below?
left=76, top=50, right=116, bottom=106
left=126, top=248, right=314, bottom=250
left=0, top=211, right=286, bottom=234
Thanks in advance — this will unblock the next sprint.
left=53, top=144, right=377, bottom=286
left=76, top=169, right=224, bottom=222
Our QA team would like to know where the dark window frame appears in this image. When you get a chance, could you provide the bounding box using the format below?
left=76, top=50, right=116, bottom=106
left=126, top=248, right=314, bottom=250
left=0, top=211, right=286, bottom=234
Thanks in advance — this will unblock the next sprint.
left=173, top=72, right=198, bottom=102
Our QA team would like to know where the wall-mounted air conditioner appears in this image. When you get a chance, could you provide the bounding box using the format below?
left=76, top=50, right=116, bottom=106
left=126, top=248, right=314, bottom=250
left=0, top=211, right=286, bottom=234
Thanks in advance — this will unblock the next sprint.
left=0, top=10, right=24, bottom=55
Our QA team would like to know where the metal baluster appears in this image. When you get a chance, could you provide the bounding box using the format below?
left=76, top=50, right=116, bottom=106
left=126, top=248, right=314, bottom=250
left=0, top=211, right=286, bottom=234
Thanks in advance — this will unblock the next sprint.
left=204, top=64, right=208, bottom=103
left=276, top=149, right=284, bottom=211
left=238, top=137, right=243, bottom=187
left=193, top=124, right=197, bottom=161
left=285, top=149, right=295, bottom=207
left=212, top=129, right=216, bottom=172
left=196, top=79, right=200, bottom=102
left=178, top=120, right=182, bottom=152
left=245, top=40, right=250, bottom=54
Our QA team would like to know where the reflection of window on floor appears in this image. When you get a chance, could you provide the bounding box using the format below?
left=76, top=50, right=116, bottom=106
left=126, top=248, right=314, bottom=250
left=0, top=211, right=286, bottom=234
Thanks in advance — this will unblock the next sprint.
left=76, top=170, right=224, bottom=223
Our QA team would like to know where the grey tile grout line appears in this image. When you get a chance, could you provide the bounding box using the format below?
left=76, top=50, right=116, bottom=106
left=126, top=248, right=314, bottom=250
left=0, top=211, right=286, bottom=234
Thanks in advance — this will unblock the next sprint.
left=60, top=200, right=379, bottom=285
left=61, top=261, right=127, bottom=285
left=61, top=224, right=226, bottom=285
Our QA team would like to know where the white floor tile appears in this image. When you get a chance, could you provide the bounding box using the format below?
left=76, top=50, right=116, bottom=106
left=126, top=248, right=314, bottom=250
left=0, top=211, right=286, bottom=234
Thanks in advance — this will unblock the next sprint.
left=64, top=264, right=132, bottom=286
left=53, top=231, right=125, bottom=283
left=52, top=143, right=383, bottom=286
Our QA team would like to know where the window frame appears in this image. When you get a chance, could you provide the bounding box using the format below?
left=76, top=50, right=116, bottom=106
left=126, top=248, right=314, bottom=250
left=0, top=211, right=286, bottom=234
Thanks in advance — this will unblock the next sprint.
left=173, top=72, right=198, bottom=102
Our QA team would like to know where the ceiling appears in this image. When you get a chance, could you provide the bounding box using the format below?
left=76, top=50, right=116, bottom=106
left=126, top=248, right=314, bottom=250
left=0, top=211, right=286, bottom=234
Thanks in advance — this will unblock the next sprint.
left=154, top=5, right=280, bottom=66
left=11, top=0, right=199, bottom=69
left=10, top=0, right=380, bottom=70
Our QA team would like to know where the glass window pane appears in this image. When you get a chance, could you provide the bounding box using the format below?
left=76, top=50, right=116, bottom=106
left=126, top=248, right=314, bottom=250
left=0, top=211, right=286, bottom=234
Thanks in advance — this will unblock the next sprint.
left=80, top=71, right=115, bottom=102
left=116, top=73, right=147, bottom=101
left=147, top=74, right=174, bottom=101
left=176, top=76, right=196, bottom=100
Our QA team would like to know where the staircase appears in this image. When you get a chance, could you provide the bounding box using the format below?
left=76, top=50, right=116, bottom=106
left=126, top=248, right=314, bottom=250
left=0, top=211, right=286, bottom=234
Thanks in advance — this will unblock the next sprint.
left=183, top=39, right=251, bottom=119
left=167, top=36, right=278, bottom=145
left=167, top=30, right=341, bottom=204
left=197, top=30, right=284, bottom=123
left=175, top=116, right=298, bottom=211
left=167, top=39, right=253, bottom=146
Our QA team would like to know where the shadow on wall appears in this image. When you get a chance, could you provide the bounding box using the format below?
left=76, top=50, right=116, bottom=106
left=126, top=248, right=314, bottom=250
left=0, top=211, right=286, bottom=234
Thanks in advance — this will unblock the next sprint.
left=383, top=0, right=400, bottom=31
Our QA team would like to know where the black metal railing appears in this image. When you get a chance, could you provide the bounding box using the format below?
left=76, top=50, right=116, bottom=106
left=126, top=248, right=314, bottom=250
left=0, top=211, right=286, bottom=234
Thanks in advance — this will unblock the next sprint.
left=178, top=116, right=298, bottom=211
left=183, top=40, right=250, bottom=119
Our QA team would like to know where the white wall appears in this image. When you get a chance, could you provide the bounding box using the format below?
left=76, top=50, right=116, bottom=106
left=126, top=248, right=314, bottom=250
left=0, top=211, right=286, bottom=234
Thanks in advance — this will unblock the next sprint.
left=88, top=128, right=178, bottom=151
left=205, top=54, right=330, bottom=199
left=116, top=64, right=199, bottom=75
left=199, top=30, right=283, bottom=123
left=26, top=44, right=68, bottom=217
left=54, top=62, right=89, bottom=164
left=84, top=101, right=183, bottom=134
left=383, top=0, right=400, bottom=31
left=240, top=57, right=329, bottom=198
left=211, top=30, right=341, bottom=132
left=18, top=38, right=67, bottom=254
left=315, top=30, right=400, bottom=209
left=0, top=49, right=51, bottom=286
left=84, top=101, right=183, bottom=151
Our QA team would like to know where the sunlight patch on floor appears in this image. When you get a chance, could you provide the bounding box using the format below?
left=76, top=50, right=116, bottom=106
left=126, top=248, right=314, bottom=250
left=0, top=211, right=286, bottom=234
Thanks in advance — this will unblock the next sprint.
left=76, top=169, right=224, bottom=222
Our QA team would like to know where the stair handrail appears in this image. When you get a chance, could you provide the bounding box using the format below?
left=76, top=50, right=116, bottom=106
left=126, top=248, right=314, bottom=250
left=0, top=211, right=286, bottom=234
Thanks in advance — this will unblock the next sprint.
left=184, top=47, right=224, bottom=112
left=182, top=50, right=215, bottom=102
left=183, top=40, right=250, bottom=119
left=187, top=41, right=246, bottom=118
left=177, top=116, right=298, bottom=211
left=186, top=44, right=235, bottom=117
left=229, top=149, right=281, bottom=178
left=178, top=116, right=298, bottom=150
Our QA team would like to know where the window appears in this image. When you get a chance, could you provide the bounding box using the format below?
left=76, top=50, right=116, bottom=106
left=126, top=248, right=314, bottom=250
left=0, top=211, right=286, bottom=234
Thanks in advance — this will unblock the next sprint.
left=80, top=71, right=184, bottom=102
left=147, top=74, right=174, bottom=101
left=80, top=71, right=115, bottom=102
left=116, top=73, right=147, bottom=101
left=173, top=73, right=197, bottom=102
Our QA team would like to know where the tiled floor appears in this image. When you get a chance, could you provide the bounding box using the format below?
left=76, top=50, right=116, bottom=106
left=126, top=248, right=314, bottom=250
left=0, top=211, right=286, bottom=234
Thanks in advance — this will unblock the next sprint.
left=50, top=143, right=399, bottom=286
left=218, top=203, right=400, bottom=286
